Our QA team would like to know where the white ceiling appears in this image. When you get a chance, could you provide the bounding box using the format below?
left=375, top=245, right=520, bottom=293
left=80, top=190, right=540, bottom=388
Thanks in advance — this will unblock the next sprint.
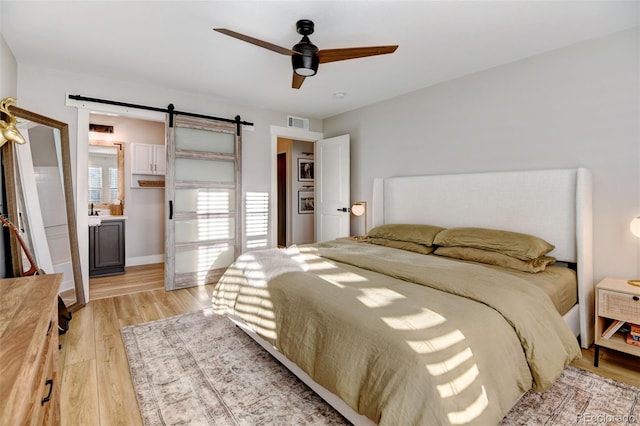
left=2, top=1, right=638, bottom=119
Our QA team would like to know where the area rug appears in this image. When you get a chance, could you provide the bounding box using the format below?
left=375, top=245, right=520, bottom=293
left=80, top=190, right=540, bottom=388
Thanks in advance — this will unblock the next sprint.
left=122, top=310, right=640, bottom=426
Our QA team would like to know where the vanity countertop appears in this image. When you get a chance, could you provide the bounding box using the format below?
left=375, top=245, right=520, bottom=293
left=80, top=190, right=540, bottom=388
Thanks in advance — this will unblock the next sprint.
left=98, top=215, right=128, bottom=221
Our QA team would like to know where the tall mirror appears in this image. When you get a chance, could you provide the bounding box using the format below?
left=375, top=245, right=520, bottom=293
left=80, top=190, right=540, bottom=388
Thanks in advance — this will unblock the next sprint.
left=88, top=140, right=124, bottom=211
left=6, top=106, right=86, bottom=310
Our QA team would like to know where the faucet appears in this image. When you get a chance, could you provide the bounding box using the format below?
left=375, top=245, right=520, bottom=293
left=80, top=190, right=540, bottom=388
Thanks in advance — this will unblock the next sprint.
left=89, top=203, right=99, bottom=216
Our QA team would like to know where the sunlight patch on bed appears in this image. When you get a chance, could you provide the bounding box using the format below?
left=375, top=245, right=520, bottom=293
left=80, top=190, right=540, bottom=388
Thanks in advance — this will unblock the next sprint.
left=448, top=386, right=489, bottom=424
left=425, top=347, right=473, bottom=376
left=236, top=288, right=275, bottom=310
left=318, top=271, right=367, bottom=288
left=304, top=259, right=339, bottom=272
left=356, top=288, right=406, bottom=308
left=407, top=329, right=465, bottom=353
left=382, top=309, right=446, bottom=331
left=437, top=364, right=479, bottom=397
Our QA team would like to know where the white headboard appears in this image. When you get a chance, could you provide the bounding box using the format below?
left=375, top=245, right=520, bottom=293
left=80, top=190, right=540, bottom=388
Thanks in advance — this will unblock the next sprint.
left=372, top=168, right=594, bottom=347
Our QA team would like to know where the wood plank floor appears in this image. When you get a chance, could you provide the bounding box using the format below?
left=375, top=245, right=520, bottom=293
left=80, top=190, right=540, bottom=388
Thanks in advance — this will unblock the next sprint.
left=88, top=263, right=165, bottom=301
left=60, top=264, right=215, bottom=426
left=58, top=264, right=640, bottom=425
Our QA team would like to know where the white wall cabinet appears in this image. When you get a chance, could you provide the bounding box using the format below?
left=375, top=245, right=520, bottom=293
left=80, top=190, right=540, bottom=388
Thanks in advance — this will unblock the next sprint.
left=132, top=143, right=165, bottom=175
left=131, top=143, right=166, bottom=188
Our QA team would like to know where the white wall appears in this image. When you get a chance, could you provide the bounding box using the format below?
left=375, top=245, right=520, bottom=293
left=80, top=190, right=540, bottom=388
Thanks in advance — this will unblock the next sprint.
left=324, top=27, right=640, bottom=283
left=0, top=32, right=17, bottom=99
left=15, top=64, right=321, bottom=300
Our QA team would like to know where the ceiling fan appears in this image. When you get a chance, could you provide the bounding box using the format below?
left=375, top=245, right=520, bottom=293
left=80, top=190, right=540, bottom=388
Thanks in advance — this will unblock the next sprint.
left=214, top=20, right=398, bottom=89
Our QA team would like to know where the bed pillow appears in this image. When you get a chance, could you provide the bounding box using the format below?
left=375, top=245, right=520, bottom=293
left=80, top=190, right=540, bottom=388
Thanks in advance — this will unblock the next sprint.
left=368, top=238, right=436, bottom=255
left=432, top=227, right=554, bottom=260
left=434, top=246, right=556, bottom=273
left=367, top=224, right=445, bottom=246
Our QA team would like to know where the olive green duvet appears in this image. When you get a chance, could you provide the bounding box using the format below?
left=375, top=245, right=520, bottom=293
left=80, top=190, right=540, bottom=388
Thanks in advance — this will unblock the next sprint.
left=211, top=240, right=581, bottom=425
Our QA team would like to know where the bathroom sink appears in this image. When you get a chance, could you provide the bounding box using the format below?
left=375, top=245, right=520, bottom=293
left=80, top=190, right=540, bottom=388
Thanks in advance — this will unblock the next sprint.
left=88, top=216, right=101, bottom=227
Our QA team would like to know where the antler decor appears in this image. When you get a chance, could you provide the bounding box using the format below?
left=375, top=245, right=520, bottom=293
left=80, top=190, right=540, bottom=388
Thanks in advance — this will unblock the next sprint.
left=0, top=97, right=27, bottom=147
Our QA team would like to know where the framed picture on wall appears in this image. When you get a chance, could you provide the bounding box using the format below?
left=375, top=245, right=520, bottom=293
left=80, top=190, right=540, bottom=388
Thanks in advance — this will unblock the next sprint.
left=298, top=158, right=314, bottom=182
left=298, top=190, right=315, bottom=214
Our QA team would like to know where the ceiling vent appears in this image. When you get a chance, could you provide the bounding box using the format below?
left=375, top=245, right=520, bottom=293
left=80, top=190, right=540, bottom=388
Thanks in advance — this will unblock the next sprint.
left=287, top=116, right=309, bottom=130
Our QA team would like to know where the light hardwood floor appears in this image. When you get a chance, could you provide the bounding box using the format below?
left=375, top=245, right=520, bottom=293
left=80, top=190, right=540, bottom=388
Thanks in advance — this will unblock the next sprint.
left=59, top=264, right=640, bottom=425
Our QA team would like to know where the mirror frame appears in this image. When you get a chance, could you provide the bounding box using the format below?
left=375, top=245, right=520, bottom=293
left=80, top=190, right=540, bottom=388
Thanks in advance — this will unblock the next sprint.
left=8, top=105, right=86, bottom=311
left=88, top=139, right=125, bottom=209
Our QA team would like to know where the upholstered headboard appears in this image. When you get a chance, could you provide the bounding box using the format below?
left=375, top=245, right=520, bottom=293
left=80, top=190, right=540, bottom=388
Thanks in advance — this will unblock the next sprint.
left=371, top=168, right=594, bottom=347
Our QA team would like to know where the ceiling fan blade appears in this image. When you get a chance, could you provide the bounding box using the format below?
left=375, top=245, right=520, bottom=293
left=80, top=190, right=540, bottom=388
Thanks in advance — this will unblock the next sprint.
left=292, top=73, right=306, bottom=89
left=214, top=28, right=296, bottom=56
left=318, top=45, right=398, bottom=64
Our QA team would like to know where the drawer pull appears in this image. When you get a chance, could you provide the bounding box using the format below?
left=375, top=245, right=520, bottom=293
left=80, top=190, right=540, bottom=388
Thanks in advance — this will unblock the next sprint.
left=634, top=296, right=639, bottom=301
left=41, top=379, right=53, bottom=405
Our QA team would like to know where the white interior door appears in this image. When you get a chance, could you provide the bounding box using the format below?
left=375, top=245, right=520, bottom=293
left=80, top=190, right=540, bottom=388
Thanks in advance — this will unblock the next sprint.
left=315, top=134, right=350, bottom=242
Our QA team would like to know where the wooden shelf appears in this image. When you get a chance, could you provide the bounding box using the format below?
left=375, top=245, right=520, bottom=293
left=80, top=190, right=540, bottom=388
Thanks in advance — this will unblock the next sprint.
left=137, top=179, right=165, bottom=188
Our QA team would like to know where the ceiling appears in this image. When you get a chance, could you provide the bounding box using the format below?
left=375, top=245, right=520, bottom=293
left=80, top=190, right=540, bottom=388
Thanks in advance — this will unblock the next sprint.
left=2, top=1, right=638, bottom=119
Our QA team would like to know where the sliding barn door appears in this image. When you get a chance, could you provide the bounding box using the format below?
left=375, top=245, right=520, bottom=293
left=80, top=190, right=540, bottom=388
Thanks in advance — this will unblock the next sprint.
left=164, top=116, right=241, bottom=290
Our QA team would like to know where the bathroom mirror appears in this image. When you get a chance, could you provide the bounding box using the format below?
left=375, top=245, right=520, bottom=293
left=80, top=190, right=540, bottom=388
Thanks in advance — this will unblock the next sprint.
left=7, top=105, right=86, bottom=310
left=88, top=140, right=124, bottom=209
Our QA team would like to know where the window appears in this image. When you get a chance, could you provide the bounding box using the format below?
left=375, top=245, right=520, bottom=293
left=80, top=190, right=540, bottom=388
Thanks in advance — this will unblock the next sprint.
left=245, top=192, right=269, bottom=249
left=109, top=167, right=118, bottom=201
left=88, top=166, right=102, bottom=203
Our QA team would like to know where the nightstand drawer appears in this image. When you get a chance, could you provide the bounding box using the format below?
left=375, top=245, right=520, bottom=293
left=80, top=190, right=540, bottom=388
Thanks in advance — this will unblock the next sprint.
left=598, top=289, right=640, bottom=323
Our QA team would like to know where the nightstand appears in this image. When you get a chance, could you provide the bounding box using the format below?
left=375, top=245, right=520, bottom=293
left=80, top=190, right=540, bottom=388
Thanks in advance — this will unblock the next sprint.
left=593, top=277, right=640, bottom=367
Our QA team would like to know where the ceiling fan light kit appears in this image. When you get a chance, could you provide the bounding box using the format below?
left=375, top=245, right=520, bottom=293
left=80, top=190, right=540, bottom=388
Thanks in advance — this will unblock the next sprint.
left=214, top=19, right=398, bottom=89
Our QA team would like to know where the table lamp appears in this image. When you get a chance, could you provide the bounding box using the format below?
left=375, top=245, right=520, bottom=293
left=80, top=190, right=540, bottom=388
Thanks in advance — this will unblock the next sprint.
left=351, top=201, right=367, bottom=240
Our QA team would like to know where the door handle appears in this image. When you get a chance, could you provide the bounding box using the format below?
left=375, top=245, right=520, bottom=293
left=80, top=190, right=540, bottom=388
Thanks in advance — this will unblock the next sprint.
left=169, top=200, right=173, bottom=220
left=336, top=207, right=350, bottom=212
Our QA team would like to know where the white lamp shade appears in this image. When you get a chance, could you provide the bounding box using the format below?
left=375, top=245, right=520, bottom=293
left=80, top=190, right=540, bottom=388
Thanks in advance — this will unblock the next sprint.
left=351, top=203, right=365, bottom=216
left=631, top=217, right=640, bottom=238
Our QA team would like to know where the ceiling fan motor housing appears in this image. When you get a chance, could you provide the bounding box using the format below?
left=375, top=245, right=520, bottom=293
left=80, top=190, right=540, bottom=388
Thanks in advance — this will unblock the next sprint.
left=292, top=34, right=319, bottom=76
left=296, top=19, right=315, bottom=36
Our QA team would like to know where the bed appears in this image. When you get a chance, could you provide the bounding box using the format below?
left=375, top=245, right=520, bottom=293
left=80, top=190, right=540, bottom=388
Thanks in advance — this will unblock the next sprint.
left=211, top=168, right=593, bottom=425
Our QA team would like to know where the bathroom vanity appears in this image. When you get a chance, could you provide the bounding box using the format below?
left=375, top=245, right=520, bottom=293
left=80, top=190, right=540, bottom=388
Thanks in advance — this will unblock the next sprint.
left=89, top=216, right=126, bottom=277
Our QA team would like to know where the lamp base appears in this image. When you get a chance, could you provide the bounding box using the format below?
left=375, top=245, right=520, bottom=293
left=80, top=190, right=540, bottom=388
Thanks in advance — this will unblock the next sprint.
left=628, top=279, right=640, bottom=287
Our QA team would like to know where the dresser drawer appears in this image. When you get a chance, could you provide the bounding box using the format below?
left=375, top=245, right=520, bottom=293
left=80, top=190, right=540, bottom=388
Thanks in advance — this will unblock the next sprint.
left=598, top=289, right=640, bottom=323
left=0, top=275, right=62, bottom=426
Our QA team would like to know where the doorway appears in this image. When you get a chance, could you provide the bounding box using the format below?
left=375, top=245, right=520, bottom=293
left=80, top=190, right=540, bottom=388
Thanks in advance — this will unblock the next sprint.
left=270, top=126, right=323, bottom=248
left=87, top=113, right=166, bottom=297
left=277, top=153, right=286, bottom=247
left=69, top=98, right=167, bottom=303
left=276, top=138, right=316, bottom=246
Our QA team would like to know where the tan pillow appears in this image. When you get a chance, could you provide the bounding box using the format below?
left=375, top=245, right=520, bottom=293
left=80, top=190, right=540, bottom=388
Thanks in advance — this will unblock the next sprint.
left=367, top=224, right=445, bottom=246
left=434, top=246, right=556, bottom=273
left=368, top=238, right=435, bottom=255
left=432, top=227, right=554, bottom=260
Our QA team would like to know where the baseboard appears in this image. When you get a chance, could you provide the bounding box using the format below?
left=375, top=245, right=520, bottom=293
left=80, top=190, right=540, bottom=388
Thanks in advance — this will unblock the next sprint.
left=127, top=254, right=164, bottom=267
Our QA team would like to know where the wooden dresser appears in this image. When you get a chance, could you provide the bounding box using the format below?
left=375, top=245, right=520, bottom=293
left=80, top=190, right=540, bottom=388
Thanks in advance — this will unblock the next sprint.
left=0, top=274, right=62, bottom=425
